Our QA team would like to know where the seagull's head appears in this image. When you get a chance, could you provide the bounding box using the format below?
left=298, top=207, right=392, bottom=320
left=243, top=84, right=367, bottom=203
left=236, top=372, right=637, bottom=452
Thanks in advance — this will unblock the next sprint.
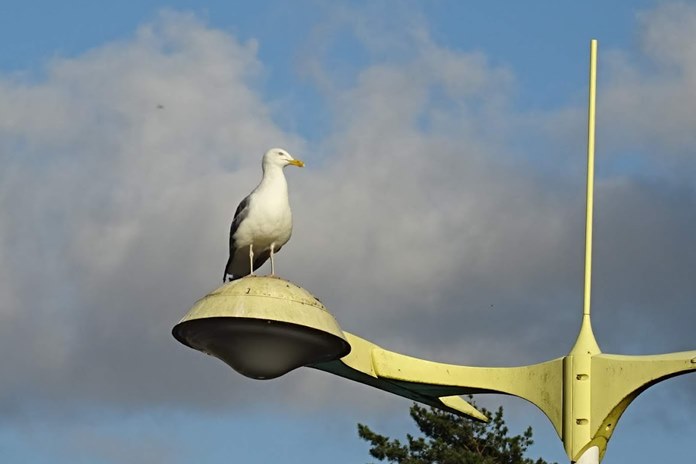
left=263, top=148, right=305, bottom=170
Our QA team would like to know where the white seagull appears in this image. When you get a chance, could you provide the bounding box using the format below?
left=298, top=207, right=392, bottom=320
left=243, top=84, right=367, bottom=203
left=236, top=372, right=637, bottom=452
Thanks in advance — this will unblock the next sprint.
left=223, top=148, right=304, bottom=282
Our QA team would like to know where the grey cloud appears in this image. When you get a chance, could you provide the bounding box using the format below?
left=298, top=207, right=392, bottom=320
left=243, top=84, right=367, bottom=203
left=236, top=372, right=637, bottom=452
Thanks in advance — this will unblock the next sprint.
left=1, top=3, right=696, bottom=426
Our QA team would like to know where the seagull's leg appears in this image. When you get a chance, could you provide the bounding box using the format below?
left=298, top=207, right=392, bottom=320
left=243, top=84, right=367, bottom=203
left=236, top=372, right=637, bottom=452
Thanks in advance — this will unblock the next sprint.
left=249, top=244, right=255, bottom=276
left=270, top=243, right=276, bottom=276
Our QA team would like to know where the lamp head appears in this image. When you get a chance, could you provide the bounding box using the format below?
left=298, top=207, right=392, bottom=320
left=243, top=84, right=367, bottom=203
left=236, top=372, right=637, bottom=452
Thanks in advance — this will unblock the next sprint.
left=173, top=277, right=350, bottom=379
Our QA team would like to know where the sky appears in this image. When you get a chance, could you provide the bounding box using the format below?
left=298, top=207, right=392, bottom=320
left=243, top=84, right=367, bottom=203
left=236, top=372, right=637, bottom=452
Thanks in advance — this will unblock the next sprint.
left=1, top=1, right=695, bottom=463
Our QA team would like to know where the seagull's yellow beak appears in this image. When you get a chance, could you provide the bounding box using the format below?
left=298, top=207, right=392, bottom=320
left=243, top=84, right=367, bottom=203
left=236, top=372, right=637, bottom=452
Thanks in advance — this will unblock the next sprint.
left=288, top=159, right=305, bottom=167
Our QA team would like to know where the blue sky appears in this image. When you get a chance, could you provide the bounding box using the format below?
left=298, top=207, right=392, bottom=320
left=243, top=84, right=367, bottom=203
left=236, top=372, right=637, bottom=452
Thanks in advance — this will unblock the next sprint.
left=1, top=1, right=695, bottom=463
left=0, top=0, right=657, bottom=138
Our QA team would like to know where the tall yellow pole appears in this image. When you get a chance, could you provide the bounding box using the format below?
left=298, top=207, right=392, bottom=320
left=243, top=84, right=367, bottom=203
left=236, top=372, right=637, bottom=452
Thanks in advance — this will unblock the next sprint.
left=583, top=39, right=597, bottom=318
left=567, top=39, right=600, bottom=460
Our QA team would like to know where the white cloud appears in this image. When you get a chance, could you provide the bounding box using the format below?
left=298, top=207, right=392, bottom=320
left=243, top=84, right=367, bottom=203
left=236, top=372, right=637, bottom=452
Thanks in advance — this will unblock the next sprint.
left=0, top=10, right=305, bottom=412
left=602, top=2, right=696, bottom=157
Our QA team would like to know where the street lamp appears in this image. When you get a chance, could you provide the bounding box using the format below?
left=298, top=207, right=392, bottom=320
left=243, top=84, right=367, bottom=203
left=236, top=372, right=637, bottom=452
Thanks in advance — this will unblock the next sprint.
left=173, top=40, right=696, bottom=463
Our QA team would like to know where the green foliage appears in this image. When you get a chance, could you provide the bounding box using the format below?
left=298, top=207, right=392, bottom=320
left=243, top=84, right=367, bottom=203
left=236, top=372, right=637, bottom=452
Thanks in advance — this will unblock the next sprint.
left=358, top=399, right=555, bottom=464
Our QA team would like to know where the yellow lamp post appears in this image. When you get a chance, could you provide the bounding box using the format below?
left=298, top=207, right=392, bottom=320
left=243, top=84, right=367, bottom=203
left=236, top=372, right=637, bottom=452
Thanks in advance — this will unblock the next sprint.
left=173, top=40, right=696, bottom=463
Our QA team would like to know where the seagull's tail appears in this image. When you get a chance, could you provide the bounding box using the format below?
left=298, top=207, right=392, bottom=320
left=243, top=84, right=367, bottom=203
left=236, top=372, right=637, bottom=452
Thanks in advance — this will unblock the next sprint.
left=223, top=255, right=234, bottom=282
left=223, top=272, right=244, bottom=283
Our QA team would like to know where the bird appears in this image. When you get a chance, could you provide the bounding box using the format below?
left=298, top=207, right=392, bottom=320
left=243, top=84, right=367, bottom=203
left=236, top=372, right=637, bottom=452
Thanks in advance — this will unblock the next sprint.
left=223, top=148, right=304, bottom=282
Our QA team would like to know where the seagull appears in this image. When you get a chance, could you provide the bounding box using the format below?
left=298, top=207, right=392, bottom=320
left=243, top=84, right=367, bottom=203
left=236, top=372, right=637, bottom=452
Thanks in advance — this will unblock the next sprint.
left=223, top=148, right=304, bottom=282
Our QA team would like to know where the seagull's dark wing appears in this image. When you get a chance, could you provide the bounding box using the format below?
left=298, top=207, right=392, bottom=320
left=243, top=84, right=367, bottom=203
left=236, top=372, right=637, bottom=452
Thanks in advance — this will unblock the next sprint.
left=223, top=194, right=252, bottom=281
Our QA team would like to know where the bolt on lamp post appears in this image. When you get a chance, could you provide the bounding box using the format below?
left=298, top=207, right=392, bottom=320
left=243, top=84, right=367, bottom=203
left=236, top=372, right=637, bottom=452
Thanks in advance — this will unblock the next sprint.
left=173, top=40, right=696, bottom=464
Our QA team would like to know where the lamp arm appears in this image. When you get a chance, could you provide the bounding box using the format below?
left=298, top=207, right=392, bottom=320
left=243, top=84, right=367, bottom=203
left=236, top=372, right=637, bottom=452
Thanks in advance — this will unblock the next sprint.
left=311, top=332, right=488, bottom=421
